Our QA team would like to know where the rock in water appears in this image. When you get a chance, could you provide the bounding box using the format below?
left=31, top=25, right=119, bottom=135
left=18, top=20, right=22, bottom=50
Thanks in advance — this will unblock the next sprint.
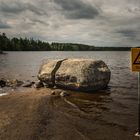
left=55, top=59, right=111, bottom=91
left=6, top=79, right=23, bottom=87
left=33, top=81, right=44, bottom=88
left=60, top=91, right=69, bottom=97
left=38, top=59, right=111, bottom=91
left=0, top=79, right=6, bottom=87
left=22, top=81, right=34, bottom=87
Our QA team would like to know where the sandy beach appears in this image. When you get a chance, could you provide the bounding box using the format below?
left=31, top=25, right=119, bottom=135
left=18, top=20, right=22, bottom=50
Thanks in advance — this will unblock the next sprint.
left=0, top=88, right=98, bottom=140
left=0, top=87, right=137, bottom=140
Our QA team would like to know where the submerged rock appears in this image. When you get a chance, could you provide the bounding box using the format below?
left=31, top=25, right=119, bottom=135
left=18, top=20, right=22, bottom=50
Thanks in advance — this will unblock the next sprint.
left=0, top=79, right=23, bottom=87
left=33, top=81, right=44, bottom=88
left=38, top=58, right=111, bottom=91
left=6, top=79, right=23, bottom=87
left=60, top=91, right=69, bottom=97
left=51, top=89, right=62, bottom=95
left=0, top=50, right=7, bottom=55
left=0, top=79, right=6, bottom=87
left=22, top=81, right=34, bottom=87
left=51, top=89, right=69, bottom=97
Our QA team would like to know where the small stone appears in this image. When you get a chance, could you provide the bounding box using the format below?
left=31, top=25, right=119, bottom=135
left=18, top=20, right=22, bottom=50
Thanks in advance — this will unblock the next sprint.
left=42, top=82, right=49, bottom=88
left=22, top=81, right=33, bottom=87
left=6, top=79, right=23, bottom=87
left=34, top=81, right=43, bottom=88
left=53, top=86, right=57, bottom=89
left=60, top=91, right=69, bottom=97
left=16, top=80, right=24, bottom=87
left=51, top=89, right=62, bottom=96
left=51, top=91, right=55, bottom=95
left=0, top=79, right=6, bottom=87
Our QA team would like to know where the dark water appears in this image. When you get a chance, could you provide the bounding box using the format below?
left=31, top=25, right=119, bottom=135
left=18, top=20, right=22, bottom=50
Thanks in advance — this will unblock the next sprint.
left=0, top=51, right=138, bottom=139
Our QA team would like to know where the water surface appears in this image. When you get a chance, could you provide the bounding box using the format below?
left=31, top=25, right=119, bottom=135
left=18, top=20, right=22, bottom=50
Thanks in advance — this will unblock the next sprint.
left=0, top=51, right=138, bottom=140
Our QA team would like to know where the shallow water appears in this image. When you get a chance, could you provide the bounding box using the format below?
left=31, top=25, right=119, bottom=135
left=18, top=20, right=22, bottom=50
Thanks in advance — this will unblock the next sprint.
left=0, top=51, right=138, bottom=139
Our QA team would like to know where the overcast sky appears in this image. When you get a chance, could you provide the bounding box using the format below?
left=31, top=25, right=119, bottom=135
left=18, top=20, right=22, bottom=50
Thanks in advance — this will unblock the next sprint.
left=0, top=0, right=140, bottom=46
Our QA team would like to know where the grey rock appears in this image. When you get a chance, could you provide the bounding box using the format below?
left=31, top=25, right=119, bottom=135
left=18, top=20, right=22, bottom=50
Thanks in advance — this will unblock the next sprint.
left=22, top=81, right=34, bottom=87
left=42, top=82, right=49, bottom=88
left=53, top=85, right=57, bottom=89
left=6, top=79, right=23, bottom=87
left=0, top=79, right=24, bottom=88
left=51, top=89, right=63, bottom=96
left=55, top=59, right=111, bottom=91
left=0, top=50, right=7, bottom=55
left=0, top=79, right=6, bottom=87
left=60, top=91, right=69, bottom=97
left=38, top=59, right=111, bottom=91
left=33, top=81, right=43, bottom=88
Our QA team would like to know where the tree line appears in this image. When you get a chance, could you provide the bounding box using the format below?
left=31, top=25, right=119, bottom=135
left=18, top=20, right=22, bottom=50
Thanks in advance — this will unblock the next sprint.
left=0, top=32, right=131, bottom=51
left=0, top=32, right=96, bottom=51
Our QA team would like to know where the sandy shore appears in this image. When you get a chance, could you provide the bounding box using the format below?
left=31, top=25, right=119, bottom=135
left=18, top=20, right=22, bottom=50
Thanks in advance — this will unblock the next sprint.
left=0, top=88, right=53, bottom=140
left=0, top=88, right=92, bottom=140
left=0, top=88, right=137, bottom=140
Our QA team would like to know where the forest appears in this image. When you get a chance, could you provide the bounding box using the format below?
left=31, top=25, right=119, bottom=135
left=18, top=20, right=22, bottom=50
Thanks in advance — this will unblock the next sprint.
left=0, top=32, right=131, bottom=51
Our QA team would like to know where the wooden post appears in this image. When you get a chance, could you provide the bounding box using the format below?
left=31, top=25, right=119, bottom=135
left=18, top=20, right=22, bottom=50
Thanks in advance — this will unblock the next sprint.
left=135, top=72, right=140, bottom=137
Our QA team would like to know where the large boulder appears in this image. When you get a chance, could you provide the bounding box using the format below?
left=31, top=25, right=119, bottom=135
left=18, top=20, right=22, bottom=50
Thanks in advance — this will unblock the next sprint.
left=38, top=59, right=111, bottom=91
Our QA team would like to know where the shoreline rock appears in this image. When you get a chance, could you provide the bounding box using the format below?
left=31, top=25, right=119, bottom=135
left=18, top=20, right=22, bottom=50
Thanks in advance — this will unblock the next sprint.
left=38, top=58, right=111, bottom=91
left=0, top=79, right=23, bottom=88
left=22, top=81, right=34, bottom=87
left=0, top=79, right=36, bottom=88
left=0, top=79, right=6, bottom=87
left=0, top=50, right=7, bottom=55
left=0, top=59, right=111, bottom=92
left=33, top=81, right=44, bottom=88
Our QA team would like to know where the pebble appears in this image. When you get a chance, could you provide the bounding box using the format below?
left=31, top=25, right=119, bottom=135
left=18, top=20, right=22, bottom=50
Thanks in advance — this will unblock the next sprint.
left=0, top=79, right=6, bottom=87
left=60, top=91, right=69, bottom=97
left=22, top=81, right=34, bottom=87
left=33, top=81, right=44, bottom=88
left=51, top=91, right=55, bottom=95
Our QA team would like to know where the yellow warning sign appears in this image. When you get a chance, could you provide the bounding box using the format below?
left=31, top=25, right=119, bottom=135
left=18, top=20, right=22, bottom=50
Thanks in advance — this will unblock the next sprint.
left=131, top=48, right=140, bottom=71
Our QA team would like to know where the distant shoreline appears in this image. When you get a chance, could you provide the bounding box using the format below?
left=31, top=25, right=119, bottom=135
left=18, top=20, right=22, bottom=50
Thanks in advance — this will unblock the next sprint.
left=0, top=32, right=135, bottom=52
left=2, top=47, right=132, bottom=51
left=2, top=48, right=131, bottom=51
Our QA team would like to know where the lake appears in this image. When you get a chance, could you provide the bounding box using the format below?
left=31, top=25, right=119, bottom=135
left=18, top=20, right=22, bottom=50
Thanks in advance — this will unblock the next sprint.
left=0, top=51, right=138, bottom=140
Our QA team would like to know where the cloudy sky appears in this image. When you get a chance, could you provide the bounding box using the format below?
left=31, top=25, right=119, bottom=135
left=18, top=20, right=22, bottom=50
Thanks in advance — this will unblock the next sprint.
left=0, top=0, right=140, bottom=46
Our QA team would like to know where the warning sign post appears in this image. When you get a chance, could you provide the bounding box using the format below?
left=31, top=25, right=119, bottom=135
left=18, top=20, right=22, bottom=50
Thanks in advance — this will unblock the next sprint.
left=131, top=48, right=140, bottom=71
left=131, top=48, right=140, bottom=137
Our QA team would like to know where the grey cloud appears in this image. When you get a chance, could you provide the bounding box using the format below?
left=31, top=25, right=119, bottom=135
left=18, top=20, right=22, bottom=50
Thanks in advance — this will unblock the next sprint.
left=31, top=19, right=49, bottom=25
left=26, top=3, right=46, bottom=15
left=54, top=0, right=99, bottom=19
left=0, top=0, right=140, bottom=47
left=0, top=20, right=11, bottom=29
left=0, top=1, right=46, bottom=15
left=117, top=29, right=137, bottom=38
left=127, top=7, right=140, bottom=13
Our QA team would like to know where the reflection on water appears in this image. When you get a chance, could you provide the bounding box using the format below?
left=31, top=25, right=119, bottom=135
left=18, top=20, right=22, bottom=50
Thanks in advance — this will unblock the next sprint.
left=67, top=89, right=111, bottom=114
left=0, top=51, right=138, bottom=139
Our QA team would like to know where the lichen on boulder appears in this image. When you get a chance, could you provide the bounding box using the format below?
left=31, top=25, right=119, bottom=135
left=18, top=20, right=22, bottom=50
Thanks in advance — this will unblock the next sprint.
left=38, top=58, right=111, bottom=91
